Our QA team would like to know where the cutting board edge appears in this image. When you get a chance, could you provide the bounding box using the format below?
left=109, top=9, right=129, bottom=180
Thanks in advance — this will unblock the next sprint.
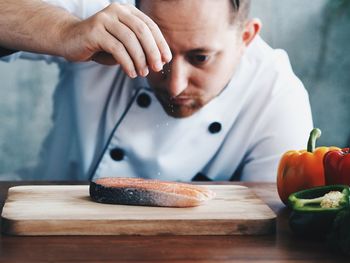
left=1, top=217, right=276, bottom=236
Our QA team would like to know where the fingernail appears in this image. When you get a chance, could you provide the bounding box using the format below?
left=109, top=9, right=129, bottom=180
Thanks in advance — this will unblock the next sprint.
left=130, top=71, right=137, bottom=78
left=164, top=50, right=172, bottom=62
left=154, top=61, right=163, bottom=72
left=142, top=67, right=149, bottom=76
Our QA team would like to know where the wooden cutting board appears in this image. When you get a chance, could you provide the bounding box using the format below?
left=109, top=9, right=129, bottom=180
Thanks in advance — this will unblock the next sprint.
left=1, top=185, right=276, bottom=236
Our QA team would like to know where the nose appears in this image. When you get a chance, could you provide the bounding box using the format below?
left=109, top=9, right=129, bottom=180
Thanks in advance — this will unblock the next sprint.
left=165, top=59, right=189, bottom=98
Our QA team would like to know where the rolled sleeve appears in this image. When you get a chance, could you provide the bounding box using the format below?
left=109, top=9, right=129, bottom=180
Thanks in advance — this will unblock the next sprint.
left=43, top=0, right=134, bottom=19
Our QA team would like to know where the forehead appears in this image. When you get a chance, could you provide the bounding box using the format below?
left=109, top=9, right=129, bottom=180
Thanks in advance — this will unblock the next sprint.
left=139, top=0, right=233, bottom=51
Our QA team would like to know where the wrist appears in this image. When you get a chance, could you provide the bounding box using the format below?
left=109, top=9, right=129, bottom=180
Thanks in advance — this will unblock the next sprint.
left=56, top=17, right=81, bottom=59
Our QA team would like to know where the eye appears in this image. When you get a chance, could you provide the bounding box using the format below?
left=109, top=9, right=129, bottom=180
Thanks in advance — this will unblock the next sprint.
left=188, top=54, right=210, bottom=65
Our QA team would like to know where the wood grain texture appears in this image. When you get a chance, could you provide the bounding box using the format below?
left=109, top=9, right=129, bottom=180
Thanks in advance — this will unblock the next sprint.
left=1, top=185, right=276, bottom=236
left=1, top=182, right=348, bottom=262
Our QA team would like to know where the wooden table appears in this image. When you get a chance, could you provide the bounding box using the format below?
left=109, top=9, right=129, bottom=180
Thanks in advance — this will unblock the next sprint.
left=0, top=181, right=348, bottom=262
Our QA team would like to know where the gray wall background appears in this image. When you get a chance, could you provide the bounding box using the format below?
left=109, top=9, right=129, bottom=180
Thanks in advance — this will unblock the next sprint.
left=0, top=0, right=349, bottom=178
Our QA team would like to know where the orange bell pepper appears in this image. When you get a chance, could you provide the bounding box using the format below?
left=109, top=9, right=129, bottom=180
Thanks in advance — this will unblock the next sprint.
left=277, top=128, right=340, bottom=205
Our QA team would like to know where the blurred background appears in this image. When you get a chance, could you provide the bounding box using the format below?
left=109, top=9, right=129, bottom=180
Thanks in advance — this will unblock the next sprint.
left=0, top=0, right=349, bottom=179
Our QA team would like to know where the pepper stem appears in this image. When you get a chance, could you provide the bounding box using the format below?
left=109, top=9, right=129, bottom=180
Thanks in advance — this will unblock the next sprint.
left=307, top=128, right=322, bottom=153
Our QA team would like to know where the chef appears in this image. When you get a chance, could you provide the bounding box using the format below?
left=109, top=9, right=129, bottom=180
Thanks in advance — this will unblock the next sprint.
left=0, top=0, right=313, bottom=181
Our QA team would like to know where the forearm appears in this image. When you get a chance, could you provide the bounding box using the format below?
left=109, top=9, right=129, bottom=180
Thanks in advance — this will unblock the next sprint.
left=0, top=0, right=171, bottom=77
left=0, top=0, right=80, bottom=57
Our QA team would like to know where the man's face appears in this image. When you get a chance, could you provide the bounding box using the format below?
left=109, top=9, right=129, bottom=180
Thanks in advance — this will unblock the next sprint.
left=140, top=0, right=247, bottom=118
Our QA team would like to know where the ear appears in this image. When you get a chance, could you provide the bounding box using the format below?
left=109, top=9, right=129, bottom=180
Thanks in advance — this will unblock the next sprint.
left=242, top=18, right=262, bottom=46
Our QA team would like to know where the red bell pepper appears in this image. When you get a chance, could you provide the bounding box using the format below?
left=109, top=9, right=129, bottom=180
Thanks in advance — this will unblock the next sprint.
left=324, top=148, right=350, bottom=185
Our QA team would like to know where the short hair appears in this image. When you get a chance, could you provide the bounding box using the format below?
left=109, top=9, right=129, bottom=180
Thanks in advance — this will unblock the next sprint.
left=232, top=0, right=251, bottom=25
left=135, top=0, right=251, bottom=25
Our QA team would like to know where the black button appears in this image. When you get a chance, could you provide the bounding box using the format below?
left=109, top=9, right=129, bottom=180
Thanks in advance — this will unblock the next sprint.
left=208, top=122, right=222, bottom=134
left=110, top=148, right=125, bottom=161
left=137, top=93, right=151, bottom=108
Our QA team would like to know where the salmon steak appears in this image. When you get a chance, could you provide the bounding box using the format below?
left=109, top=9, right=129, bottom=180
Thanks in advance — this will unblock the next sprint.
left=89, top=177, right=216, bottom=207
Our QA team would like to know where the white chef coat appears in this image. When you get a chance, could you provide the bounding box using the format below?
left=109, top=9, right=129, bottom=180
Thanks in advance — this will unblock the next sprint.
left=1, top=0, right=313, bottom=181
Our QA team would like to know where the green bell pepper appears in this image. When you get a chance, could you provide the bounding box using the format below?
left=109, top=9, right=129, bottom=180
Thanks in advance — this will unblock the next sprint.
left=288, top=185, right=350, bottom=239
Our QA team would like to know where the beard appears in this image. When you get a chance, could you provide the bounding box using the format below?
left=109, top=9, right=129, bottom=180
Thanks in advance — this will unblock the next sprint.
left=161, top=101, right=198, bottom=118
left=153, top=90, right=205, bottom=118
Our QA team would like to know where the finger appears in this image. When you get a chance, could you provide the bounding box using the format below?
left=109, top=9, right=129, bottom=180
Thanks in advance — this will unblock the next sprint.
left=100, top=34, right=137, bottom=78
left=105, top=20, right=149, bottom=77
left=117, top=10, right=163, bottom=72
left=129, top=5, right=172, bottom=64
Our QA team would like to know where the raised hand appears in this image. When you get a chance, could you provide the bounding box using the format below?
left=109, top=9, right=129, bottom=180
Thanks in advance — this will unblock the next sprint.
left=60, top=3, right=172, bottom=77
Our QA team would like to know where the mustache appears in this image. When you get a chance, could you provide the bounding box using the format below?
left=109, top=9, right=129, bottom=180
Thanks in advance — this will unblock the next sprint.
left=154, top=89, right=198, bottom=100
